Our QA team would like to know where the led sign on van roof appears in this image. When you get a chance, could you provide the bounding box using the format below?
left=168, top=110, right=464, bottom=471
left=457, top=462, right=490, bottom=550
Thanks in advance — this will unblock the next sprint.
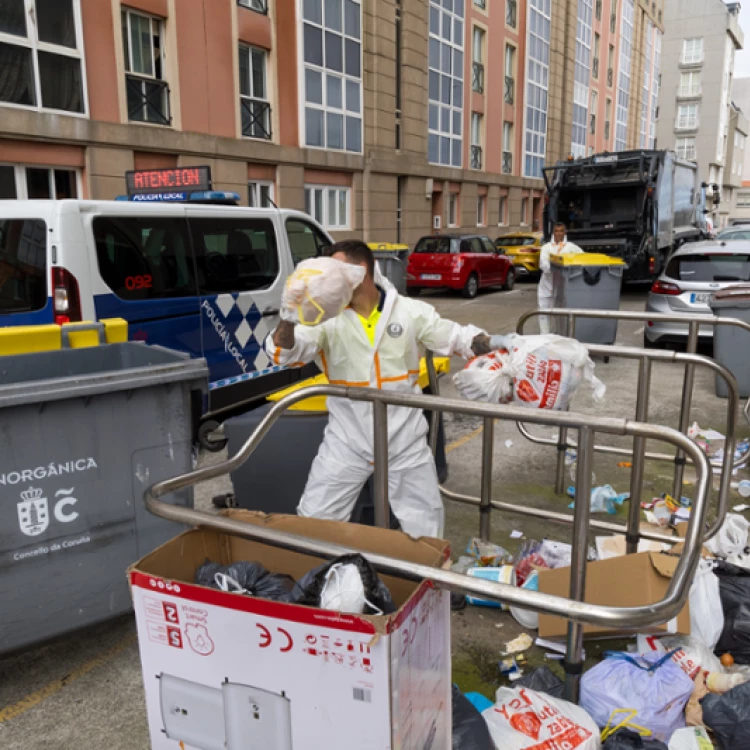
left=125, top=166, right=212, bottom=195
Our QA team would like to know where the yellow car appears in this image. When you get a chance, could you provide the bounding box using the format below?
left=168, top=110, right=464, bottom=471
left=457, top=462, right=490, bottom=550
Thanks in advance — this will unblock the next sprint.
left=495, top=232, right=544, bottom=276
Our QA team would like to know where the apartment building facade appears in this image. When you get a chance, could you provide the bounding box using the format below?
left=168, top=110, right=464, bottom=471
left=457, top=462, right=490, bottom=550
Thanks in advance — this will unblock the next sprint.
left=0, top=0, right=666, bottom=245
left=656, top=0, right=744, bottom=229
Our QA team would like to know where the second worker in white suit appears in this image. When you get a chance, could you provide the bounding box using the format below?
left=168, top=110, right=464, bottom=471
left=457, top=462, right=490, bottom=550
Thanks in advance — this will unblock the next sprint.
left=267, top=240, right=498, bottom=539
left=537, top=221, right=584, bottom=334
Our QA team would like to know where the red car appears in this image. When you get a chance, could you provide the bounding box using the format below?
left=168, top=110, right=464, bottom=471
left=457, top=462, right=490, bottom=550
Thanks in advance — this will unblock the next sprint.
left=406, top=234, right=516, bottom=298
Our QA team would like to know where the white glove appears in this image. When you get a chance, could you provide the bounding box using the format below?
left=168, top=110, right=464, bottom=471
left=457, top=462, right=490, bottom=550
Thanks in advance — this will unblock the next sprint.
left=280, top=275, right=307, bottom=323
left=489, top=334, right=515, bottom=351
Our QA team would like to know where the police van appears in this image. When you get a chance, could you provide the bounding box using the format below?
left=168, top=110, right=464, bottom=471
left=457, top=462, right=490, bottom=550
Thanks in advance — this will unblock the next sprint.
left=0, top=166, right=332, bottom=419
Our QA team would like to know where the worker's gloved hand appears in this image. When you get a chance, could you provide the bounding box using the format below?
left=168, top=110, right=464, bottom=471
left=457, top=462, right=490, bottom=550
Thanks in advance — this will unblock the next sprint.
left=470, top=334, right=492, bottom=356
left=280, top=275, right=306, bottom=323
left=489, top=334, right=514, bottom=352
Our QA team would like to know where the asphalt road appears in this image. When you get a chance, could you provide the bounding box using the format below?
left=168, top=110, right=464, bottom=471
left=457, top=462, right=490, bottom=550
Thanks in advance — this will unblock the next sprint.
left=0, top=282, right=743, bottom=749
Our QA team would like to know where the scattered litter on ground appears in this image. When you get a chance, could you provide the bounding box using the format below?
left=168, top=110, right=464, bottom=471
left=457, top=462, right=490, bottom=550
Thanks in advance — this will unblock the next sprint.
left=667, top=727, right=714, bottom=750
left=465, top=565, right=515, bottom=609
left=510, top=529, right=524, bottom=539
left=499, top=656, right=523, bottom=681
left=702, top=679, right=750, bottom=748
left=465, top=537, right=513, bottom=567
left=514, top=666, right=564, bottom=699
left=504, top=439, right=514, bottom=448
left=504, top=633, right=534, bottom=654
left=596, top=535, right=672, bottom=559
left=618, top=461, right=633, bottom=468
left=568, top=484, right=629, bottom=514
left=732, top=502, right=750, bottom=512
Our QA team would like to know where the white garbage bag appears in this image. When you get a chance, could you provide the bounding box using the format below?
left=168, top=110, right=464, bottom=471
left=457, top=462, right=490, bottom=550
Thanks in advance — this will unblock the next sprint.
left=704, top=513, right=750, bottom=558
left=454, top=334, right=605, bottom=411
left=482, top=686, right=601, bottom=750
left=668, top=727, right=714, bottom=749
left=688, top=560, right=725, bottom=651
left=281, top=257, right=366, bottom=325
left=637, top=633, right=726, bottom=678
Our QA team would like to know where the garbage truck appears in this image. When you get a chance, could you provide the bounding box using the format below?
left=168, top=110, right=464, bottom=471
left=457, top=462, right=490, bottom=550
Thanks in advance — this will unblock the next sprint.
left=543, top=150, right=718, bottom=281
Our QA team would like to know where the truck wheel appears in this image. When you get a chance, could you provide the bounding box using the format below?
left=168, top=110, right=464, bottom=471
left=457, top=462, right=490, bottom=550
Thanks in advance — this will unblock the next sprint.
left=462, top=273, right=479, bottom=299
left=503, top=268, right=516, bottom=291
left=199, top=420, right=227, bottom=452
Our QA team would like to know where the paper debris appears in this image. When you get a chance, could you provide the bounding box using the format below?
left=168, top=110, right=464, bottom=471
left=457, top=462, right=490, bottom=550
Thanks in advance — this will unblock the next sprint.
left=505, top=439, right=514, bottom=448
left=734, top=504, right=750, bottom=512
left=510, top=530, right=524, bottom=539
left=505, top=633, right=534, bottom=654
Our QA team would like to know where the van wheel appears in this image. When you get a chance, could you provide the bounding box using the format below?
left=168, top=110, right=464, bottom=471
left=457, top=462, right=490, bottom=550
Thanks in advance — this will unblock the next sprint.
left=199, top=420, right=227, bottom=453
left=503, top=268, right=516, bottom=291
left=462, top=274, right=479, bottom=299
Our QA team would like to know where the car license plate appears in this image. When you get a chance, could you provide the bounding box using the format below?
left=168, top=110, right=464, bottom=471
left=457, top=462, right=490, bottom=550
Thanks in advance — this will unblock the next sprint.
left=691, top=293, right=711, bottom=304
left=421, top=274, right=441, bottom=280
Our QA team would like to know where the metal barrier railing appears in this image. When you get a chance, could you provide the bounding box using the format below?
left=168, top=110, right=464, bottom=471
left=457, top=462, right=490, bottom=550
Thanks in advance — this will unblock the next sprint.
left=146, top=384, right=711, bottom=702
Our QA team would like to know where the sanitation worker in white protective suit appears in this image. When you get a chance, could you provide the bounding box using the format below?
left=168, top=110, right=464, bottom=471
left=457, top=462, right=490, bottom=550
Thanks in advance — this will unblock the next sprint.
left=538, top=221, right=584, bottom=334
left=267, top=240, right=500, bottom=539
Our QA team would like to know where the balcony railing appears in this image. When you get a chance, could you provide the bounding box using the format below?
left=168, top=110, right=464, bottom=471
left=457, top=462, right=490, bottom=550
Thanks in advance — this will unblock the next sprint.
left=241, top=98, right=272, bottom=140
left=126, top=74, right=170, bottom=125
left=604, top=121, right=610, bottom=140
left=678, top=85, right=702, bottom=98
left=471, top=144, right=483, bottom=170
left=502, top=151, right=512, bottom=174
left=607, top=68, right=613, bottom=87
left=592, top=58, right=599, bottom=78
left=504, top=76, right=515, bottom=104
left=472, top=61, right=485, bottom=94
left=506, top=0, right=517, bottom=27
left=238, top=0, right=268, bottom=14
left=590, top=113, right=596, bottom=135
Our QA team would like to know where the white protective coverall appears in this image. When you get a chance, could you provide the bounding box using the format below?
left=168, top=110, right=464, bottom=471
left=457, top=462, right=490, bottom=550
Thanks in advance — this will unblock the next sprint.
left=265, top=286, right=484, bottom=538
left=537, top=239, right=583, bottom=334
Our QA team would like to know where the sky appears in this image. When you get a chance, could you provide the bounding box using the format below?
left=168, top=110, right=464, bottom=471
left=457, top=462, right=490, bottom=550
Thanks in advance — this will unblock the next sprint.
left=735, top=3, right=750, bottom=78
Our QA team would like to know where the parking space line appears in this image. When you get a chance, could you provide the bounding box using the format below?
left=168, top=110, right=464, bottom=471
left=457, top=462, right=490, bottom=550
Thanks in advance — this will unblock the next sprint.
left=0, top=633, right=137, bottom=724
left=446, top=425, right=483, bottom=453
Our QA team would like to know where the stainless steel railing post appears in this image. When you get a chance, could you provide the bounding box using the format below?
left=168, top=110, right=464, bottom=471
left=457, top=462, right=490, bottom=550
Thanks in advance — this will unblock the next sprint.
left=373, top=401, right=390, bottom=529
left=627, top=356, right=652, bottom=553
left=479, top=417, right=495, bottom=540
left=673, top=320, right=699, bottom=499
left=565, top=425, right=594, bottom=703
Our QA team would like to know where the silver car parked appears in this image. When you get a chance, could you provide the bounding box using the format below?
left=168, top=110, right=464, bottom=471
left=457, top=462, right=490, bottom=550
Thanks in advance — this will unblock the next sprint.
left=644, top=241, right=750, bottom=347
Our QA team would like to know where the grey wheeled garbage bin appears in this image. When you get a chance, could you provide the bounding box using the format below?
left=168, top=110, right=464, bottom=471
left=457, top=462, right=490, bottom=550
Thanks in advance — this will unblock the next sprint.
left=369, top=244, right=409, bottom=295
left=711, top=285, right=750, bottom=398
left=551, top=253, right=626, bottom=344
left=0, top=343, right=207, bottom=654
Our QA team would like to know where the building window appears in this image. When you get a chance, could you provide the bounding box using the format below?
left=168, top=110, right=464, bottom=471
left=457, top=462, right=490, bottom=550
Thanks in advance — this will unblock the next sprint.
left=238, top=0, right=268, bottom=14
left=595, top=0, right=601, bottom=20
left=472, top=26, right=485, bottom=93
left=571, top=0, right=593, bottom=158
left=302, top=0, right=362, bottom=153
left=589, top=89, right=597, bottom=134
left=239, top=46, right=271, bottom=140
left=592, top=33, right=600, bottom=79
left=474, top=0, right=486, bottom=9
left=122, top=8, right=169, bottom=125
left=614, top=0, right=633, bottom=151
left=0, top=0, right=86, bottom=114
left=506, top=0, right=517, bottom=28
left=681, top=37, right=703, bottom=65
left=0, top=164, right=79, bottom=200
left=448, top=192, right=459, bottom=227
left=428, top=0, right=464, bottom=167
left=604, top=97, right=612, bottom=140
left=524, top=0, right=551, bottom=178
left=304, top=185, right=350, bottom=230
left=476, top=193, right=486, bottom=226
left=504, top=44, right=515, bottom=103
left=248, top=180, right=274, bottom=207
left=737, top=192, right=750, bottom=208
left=520, top=197, right=528, bottom=225
left=498, top=195, right=507, bottom=225
left=502, top=121, right=513, bottom=173
left=470, top=112, right=483, bottom=169
left=650, top=29, right=661, bottom=148
left=607, top=44, right=614, bottom=87
left=676, top=103, right=698, bottom=130
left=679, top=71, right=701, bottom=98
left=609, top=10, right=616, bottom=33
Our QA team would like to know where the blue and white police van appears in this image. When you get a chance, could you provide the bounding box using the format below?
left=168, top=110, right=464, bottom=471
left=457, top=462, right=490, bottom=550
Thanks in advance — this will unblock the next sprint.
left=0, top=166, right=331, bottom=428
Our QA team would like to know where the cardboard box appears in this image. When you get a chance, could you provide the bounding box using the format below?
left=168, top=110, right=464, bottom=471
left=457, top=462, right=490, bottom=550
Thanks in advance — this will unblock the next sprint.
left=129, top=512, right=452, bottom=750
left=537, top=551, right=691, bottom=639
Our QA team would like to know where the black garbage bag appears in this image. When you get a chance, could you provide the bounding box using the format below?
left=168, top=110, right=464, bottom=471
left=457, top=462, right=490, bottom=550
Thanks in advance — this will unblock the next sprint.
left=195, top=560, right=296, bottom=602
left=451, top=685, right=494, bottom=750
left=602, top=728, right=668, bottom=749
left=291, top=553, right=397, bottom=615
left=713, top=560, right=750, bottom=664
left=701, top=678, right=750, bottom=749
left=514, top=666, right=564, bottom=699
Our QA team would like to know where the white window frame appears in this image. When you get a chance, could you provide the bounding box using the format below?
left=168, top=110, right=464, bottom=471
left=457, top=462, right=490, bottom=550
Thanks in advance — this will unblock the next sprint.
left=248, top=180, right=274, bottom=207
left=682, top=37, right=704, bottom=65
left=300, top=0, right=363, bottom=154
left=571, top=0, right=593, bottom=158
left=304, top=184, right=351, bottom=230
left=239, top=44, right=271, bottom=140
left=679, top=71, right=701, bottom=98
left=448, top=192, right=459, bottom=228
left=238, top=0, right=268, bottom=12
left=675, top=137, right=696, bottom=161
left=523, top=0, right=551, bottom=178
left=476, top=193, right=486, bottom=226
left=737, top=192, right=750, bottom=208
left=498, top=195, right=507, bottom=226
left=520, top=196, right=529, bottom=225
left=428, top=0, right=465, bottom=168
left=0, top=0, right=89, bottom=117
left=0, top=163, right=82, bottom=200
left=676, top=103, right=698, bottom=130
left=614, top=0, right=634, bottom=151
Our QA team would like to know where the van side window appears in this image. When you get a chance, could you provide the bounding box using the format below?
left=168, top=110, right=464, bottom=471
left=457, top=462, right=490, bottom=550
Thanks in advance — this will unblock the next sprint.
left=286, top=218, right=330, bottom=265
left=189, top=218, right=279, bottom=294
left=0, top=219, right=47, bottom=313
left=93, top=217, right=196, bottom=300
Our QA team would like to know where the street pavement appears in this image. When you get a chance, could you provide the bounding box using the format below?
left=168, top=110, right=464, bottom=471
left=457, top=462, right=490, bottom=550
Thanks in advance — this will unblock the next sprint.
left=0, top=282, right=739, bottom=749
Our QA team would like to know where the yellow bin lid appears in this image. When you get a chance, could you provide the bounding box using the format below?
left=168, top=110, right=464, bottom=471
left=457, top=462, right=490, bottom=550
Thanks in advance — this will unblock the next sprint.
left=551, top=253, right=626, bottom=267
left=367, top=242, right=410, bottom=252
left=267, top=357, right=451, bottom=412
